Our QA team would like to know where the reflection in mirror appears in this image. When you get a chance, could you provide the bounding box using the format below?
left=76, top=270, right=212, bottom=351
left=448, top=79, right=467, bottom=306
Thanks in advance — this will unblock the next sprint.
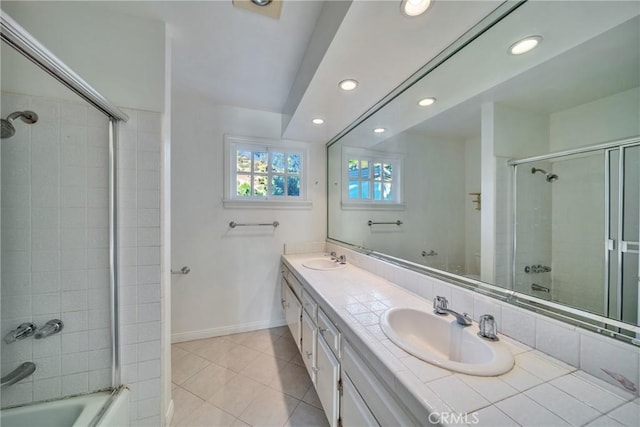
left=327, top=0, right=640, bottom=335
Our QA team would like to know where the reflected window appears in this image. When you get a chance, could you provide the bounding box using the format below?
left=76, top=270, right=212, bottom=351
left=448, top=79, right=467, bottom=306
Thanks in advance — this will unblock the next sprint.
left=343, top=147, right=403, bottom=206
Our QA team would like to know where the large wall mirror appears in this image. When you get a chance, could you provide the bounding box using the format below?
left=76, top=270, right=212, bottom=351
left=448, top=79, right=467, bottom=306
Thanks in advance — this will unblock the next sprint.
left=328, top=0, right=640, bottom=340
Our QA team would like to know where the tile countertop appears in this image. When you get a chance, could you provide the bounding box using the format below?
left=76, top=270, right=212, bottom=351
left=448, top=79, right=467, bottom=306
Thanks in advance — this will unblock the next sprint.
left=282, top=253, right=640, bottom=427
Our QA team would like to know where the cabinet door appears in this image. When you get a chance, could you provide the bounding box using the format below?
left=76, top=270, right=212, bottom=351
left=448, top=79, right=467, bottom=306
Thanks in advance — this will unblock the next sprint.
left=316, top=335, right=340, bottom=427
left=301, top=310, right=317, bottom=384
left=341, top=373, right=379, bottom=427
left=284, top=284, right=302, bottom=351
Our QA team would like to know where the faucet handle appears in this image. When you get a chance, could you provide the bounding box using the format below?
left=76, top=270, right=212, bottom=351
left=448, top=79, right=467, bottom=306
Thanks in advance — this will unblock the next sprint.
left=3, top=323, right=36, bottom=344
left=34, top=319, right=63, bottom=339
left=478, top=314, right=499, bottom=341
left=330, top=251, right=337, bottom=260
left=338, top=255, right=347, bottom=264
left=433, top=296, right=448, bottom=314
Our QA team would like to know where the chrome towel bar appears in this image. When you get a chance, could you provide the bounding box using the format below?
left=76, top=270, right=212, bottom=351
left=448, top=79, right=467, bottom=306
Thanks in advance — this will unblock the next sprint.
left=229, top=221, right=279, bottom=228
left=367, top=220, right=403, bottom=226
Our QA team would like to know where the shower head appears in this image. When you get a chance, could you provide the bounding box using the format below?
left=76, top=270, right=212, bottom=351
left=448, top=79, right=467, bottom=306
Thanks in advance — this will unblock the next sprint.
left=531, top=167, right=559, bottom=183
left=1, top=111, right=38, bottom=139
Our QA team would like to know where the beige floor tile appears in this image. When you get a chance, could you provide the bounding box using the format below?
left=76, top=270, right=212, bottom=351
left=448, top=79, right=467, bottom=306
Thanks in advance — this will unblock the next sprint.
left=226, top=329, right=280, bottom=352
left=208, top=374, right=269, bottom=417
left=173, top=352, right=211, bottom=385
left=301, top=386, right=322, bottom=410
left=270, top=325, right=290, bottom=337
left=182, top=364, right=238, bottom=400
left=269, top=362, right=312, bottom=400
left=230, top=418, right=250, bottom=427
left=212, top=344, right=262, bottom=373
left=171, top=386, right=205, bottom=426
left=284, top=401, right=330, bottom=427
left=263, top=335, right=300, bottom=362
left=289, top=351, right=305, bottom=368
left=179, top=402, right=236, bottom=427
left=192, top=337, right=237, bottom=362
left=172, top=345, right=190, bottom=362
left=240, top=353, right=289, bottom=386
left=238, top=387, right=300, bottom=427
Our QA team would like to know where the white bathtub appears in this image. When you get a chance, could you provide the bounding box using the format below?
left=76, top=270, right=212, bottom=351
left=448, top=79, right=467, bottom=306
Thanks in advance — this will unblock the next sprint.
left=0, top=387, right=129, bottom=427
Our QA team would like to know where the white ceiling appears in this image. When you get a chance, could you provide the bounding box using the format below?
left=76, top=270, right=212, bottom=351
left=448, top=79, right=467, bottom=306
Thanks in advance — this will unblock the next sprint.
left=100, top=0, right=504, bottom=143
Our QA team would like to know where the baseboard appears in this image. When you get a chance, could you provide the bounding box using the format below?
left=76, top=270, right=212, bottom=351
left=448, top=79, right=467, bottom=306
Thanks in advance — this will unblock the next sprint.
left=171, top=318, right=287, bottom=343
left=164, top=399, right=174, bottom=427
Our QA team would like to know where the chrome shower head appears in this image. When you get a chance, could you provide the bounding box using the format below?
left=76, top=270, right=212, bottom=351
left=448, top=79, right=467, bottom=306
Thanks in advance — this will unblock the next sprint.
left=0, top=111, right=38, bottom=139
left=531, top=167, right=559, bottom=183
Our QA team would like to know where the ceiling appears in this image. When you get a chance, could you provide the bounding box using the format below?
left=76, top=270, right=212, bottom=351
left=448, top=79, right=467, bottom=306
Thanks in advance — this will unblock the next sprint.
left=99, top=0, right=504, bottom=143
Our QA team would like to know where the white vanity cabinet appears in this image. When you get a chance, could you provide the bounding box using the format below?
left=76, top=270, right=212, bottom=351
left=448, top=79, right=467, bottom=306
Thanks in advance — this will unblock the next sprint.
left=301, top=310, right=317, bottom=383
left=340, top=373, right=380, bottom=427
left=316, top=331, right=341, bottom=427
left=282, top=277, right=302, bottom=351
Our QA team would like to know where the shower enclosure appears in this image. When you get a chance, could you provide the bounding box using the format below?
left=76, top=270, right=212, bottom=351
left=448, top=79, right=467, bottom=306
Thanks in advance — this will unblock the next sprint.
left=512, top=138, right=640, bottom=330
left=1, top=10, right=127, bottom=421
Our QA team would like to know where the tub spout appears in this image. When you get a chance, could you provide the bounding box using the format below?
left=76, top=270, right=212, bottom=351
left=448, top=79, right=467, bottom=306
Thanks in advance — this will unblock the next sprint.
left=1, top=362, right=36, bottom=387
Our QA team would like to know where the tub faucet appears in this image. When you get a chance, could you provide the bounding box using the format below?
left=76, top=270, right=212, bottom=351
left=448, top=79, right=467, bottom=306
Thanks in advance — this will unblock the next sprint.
left=433, top=296, right=472, bottom=326
left=1, top=362, right=36, bottom=387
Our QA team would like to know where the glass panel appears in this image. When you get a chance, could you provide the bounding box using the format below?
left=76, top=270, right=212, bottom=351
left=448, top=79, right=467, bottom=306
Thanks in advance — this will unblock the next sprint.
left=272, top=175, right=285, bottom=196
left=373, top=182, right=382, bottom=200
left=272, top=152, right=285, bottom=173
left=288, top=153, right=301, bottom=174
left=287, top=176, right=300, bottom=196
left=237, top=174, right=252, bottom=196
left=361, top=181, right=370, bottom=199
left=361, top=160, right=369, bottom=178
left=237, top=150, right=251, bottom=172
left=253, top=151, right=268, bottom=173
left=348, top=181, right=359, bottom=199
left=253, top=175, right=267, bottom=196
left=382, top=183, right=392, bottom=200
left=373, top=163, right=382, bottom=180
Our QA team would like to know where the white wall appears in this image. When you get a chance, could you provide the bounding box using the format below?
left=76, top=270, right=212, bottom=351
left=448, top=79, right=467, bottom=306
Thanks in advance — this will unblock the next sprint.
left=1, top=1, right=166, bottom=113
left=170, top=91, right=326, bottom=341
left=464, top=137, right=481, bottom=276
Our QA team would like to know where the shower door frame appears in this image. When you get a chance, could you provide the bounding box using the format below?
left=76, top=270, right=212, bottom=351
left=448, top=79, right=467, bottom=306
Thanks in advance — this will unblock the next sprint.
left=1, top=11, right=129, bottom=386
left=509, top=135, right=640, bottom=340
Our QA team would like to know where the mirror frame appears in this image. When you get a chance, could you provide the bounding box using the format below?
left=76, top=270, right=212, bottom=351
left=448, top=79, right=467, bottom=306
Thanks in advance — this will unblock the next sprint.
left=326, top=0, right=640, bottom=345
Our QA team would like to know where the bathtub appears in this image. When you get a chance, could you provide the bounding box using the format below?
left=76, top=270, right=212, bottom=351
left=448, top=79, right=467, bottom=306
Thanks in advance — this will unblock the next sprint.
left=0, top=386, right=129, bottom=427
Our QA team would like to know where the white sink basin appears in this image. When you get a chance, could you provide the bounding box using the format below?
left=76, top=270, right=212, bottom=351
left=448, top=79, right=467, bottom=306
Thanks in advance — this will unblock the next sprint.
left=302, top=258, right=346, bottom=271
left=380, top=307, right=514, bottom=376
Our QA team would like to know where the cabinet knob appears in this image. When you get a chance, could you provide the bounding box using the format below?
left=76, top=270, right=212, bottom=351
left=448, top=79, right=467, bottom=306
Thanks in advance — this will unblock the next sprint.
left=312, top=367, right=319, bottom=374
left=319, top=327, right=328, bottom=335
left=306, top=351, right=312, bottom=359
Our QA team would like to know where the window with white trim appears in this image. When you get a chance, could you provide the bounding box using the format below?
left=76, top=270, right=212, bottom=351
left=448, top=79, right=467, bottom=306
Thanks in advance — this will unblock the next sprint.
left=342, top=147, right=403, bottom=208
left=224, top=135, right=309, bottom=208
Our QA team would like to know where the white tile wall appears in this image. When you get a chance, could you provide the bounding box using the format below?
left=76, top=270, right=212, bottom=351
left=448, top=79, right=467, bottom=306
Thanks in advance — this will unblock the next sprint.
left=117, top=108, right=162, bottom=425
left=1, top=93, right=112, bottom=408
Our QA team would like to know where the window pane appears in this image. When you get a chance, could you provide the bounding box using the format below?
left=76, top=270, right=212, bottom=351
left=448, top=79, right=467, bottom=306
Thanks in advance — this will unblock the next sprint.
left=361, top=181, right=370, bottom=199
left=288, top=153, right=301, bottom=174
left=272, top=152, right=285, bottom=173
left=373, top=163, right=382, bottom=180
left=237, top=150, right=251, bottom=172
left=383, top=163, right=393, bottom=181
left=348, top=160, right=359, bottom=179
left=253, top=175, right=267, bottom=196
left=287, top=176, right=300, bottom=196
left=254, top=152, right=268, bottom=173
left=383, top=183, right=392, bottom=200
left=373, top=182, right=382, bottom=200
left=272, top=175, right=285, bottom=196
left=361, top=160, right=369, bottom=178
left=348, top=181, right=359, bottom=199
left=237, top=174, right=251, bottom=196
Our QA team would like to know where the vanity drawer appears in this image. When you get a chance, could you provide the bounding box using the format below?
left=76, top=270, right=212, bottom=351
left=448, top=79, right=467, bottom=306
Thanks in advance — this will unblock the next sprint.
left=302, top=292, right=318, bottom=323
left=284, top=271, right=303, bottom=300
left=318, top=308, right=340, bottom=357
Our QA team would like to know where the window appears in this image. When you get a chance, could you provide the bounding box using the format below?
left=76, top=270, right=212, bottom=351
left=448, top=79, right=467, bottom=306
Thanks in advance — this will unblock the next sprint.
left=224, top=135, right=310, bottom=208
left=342, top=147, right=404, bottom=209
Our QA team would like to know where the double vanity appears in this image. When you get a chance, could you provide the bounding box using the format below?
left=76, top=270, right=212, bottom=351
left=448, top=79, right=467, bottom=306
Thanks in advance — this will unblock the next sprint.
left=281, top=250, right=638, bottom=426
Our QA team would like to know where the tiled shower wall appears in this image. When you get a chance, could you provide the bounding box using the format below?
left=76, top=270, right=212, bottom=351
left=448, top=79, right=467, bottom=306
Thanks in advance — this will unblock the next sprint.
left=117, top=108, right=163, bottom=426
left=0, top=96, right=163, bottom=425
left=1, top=93, right=113, bottom=406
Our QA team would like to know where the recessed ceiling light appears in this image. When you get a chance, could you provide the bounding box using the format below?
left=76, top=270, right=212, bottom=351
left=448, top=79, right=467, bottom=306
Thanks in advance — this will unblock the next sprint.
left=418, top=97, right=436, bottom=107
left=509, top=35, right=543, bottom=55
left=400, top=0, right=433, bottom=17
left=312, top=118, right=324, bottom=125
left=339, top=79, right=358, bottom=91
left=373, top=127, right=386, bottom=134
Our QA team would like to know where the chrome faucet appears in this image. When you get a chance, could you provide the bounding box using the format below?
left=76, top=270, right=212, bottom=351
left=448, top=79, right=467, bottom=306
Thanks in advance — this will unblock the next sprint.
left=478, top=314, right=499, bottom=341
left=338, top=255, right=347, bottom=264
left=1, top=362, right=36, bottom=387
left=433, top=296, right=472, bottom=326
left=35, top=319, right=63, bottom=339
left=3, top=322, right=36, bottom=344
left=329, top=251, right=337, bottom=260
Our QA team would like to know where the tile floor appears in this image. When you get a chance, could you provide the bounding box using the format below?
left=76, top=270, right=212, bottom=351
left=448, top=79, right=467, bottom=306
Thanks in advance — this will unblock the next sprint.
left=171, top=326, right=329, bottom=427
